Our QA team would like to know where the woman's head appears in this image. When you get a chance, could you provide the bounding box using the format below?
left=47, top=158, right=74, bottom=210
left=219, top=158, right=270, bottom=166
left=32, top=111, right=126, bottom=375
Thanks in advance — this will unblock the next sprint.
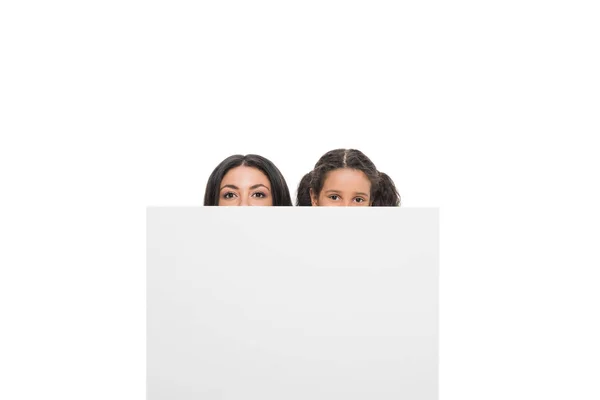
left=296, top=149, right=400, bottom=207
left=204, top=154, right=293, bottom=206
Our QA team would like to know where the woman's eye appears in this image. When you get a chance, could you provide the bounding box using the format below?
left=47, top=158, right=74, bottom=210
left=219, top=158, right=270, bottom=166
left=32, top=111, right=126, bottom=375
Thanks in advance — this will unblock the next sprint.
left=223, top=192, right=236, bottom=199
left=355, top=197, right=365, bottom=203
left=329, top=195, right=340, bottom=201
left=252, top=192, right=266, bottom=198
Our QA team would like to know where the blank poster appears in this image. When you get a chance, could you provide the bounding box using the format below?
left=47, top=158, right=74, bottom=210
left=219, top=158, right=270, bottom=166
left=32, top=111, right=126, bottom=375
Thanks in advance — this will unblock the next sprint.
left=147, top=208, right=438, bottom=400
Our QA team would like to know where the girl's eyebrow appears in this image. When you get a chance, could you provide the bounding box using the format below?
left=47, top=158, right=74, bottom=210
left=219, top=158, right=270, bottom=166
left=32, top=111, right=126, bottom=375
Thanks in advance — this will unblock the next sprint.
left=324, top=189, right=369, bottom=197
left=250, top=184, right=270, bottom=191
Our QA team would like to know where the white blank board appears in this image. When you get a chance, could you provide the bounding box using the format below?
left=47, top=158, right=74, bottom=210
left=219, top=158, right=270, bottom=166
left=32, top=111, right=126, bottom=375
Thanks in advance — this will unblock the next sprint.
left=147, top=208, right=438, bottom=399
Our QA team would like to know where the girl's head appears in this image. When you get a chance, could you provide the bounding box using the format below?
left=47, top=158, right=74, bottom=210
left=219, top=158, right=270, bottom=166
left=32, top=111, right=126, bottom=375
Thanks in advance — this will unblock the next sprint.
left=204, top=154, right=293, bottom=206
left=296, top=149, right=400, bottom=207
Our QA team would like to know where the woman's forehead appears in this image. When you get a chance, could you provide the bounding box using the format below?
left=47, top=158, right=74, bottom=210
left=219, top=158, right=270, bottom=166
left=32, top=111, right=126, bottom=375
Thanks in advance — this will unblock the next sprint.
left=221, top=166, right=270, bottom=187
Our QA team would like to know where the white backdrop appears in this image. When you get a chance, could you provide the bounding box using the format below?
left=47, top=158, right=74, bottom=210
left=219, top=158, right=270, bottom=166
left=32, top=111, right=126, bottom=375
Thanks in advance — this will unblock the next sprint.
left=1, top=1, right=599, bottom=400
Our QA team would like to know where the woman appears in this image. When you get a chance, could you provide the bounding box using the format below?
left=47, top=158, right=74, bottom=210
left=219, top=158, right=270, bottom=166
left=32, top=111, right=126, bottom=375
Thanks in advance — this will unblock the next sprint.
left=296, top=149, right=400, bottom=207
left=204, top=154, right=293, bottom=206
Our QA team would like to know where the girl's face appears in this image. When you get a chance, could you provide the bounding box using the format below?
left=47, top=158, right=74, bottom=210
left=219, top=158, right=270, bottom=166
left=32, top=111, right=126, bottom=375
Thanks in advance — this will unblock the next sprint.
left=218, top=166, right=273, bottom=206
left=311, top=168, right=372, bottom=207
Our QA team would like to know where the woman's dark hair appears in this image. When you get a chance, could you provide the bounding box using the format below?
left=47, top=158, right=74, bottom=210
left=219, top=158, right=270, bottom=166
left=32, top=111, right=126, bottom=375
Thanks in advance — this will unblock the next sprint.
left=296, top=149, right=400, bottom=206
left=204, top=154, right=293, bottom=206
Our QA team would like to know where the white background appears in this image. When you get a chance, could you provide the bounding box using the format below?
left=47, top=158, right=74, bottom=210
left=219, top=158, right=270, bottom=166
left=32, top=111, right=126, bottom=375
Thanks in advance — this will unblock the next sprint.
left=1, top=1, right=599, bottom=399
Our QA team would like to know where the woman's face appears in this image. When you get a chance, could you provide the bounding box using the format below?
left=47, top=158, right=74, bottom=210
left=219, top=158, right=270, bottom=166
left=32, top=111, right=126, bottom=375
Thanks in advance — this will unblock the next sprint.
left=311, top=168, right=372, bottom=207
left=218, top=166, right=273, bottom=206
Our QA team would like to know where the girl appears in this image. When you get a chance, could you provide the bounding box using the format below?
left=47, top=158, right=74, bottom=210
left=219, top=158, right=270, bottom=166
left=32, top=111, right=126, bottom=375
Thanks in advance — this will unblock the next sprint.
left=296, top=149, right=400, bottom=207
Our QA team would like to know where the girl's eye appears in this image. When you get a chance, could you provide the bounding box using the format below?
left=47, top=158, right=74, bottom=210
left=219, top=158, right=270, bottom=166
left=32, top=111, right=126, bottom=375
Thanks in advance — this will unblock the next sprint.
left=252, top=192, right=266, bottom=198
left=223, top=192, right=237, bottom=199
left=355, top=197, right=365, bottom=203
left=329, top=195, right=340, bottom=201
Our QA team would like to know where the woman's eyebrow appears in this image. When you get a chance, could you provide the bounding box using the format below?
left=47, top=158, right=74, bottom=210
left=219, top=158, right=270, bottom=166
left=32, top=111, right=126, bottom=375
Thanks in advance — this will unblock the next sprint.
left=220, top=184, right=239, bottom=191
left=250, top=184, right=270, bottom=191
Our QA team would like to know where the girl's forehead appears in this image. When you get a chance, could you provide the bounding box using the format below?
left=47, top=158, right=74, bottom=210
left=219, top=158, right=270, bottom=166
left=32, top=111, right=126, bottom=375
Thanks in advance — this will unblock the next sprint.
left=324, top=168, right=370, bottom=183
left=322, top=169, right=371, bottom=192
